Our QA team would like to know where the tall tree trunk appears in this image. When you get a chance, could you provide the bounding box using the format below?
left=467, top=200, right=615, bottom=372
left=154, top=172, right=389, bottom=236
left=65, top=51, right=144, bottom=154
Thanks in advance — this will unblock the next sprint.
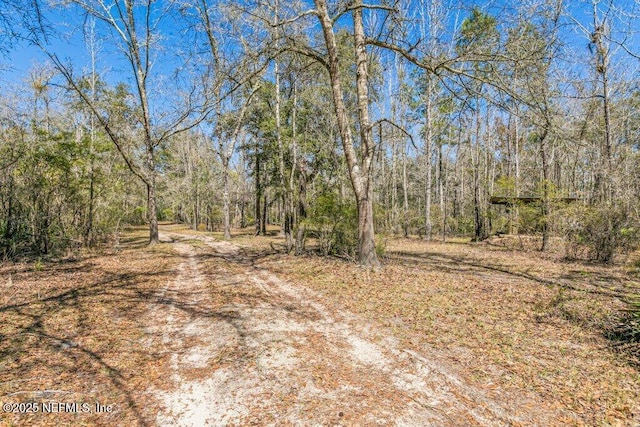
left=147, top=175, right=159, bottom=243
left=86, top=166, right=95, bottom=245
left=4, top=174, right=15, bottom=240
left=379, top=125, right=388, bottom=229
left=357, top=183, right=379, bottom=266
left=295, top=161, right=307, bottom=256
left=287, top=82, right=298, bottom=253
left=591, top=6, right=613, bottom=203
left=424, top=75, right=433, bottom=240
left=509, top=110, right=521, bottom=235
left=274, top=45, right=293, bottom=252
left=193, top=178, right=199, bottom=230
left=439, top=143, right=445, bottom=241
left=206, top=204, right=211, bottom=231
left=255, top=154, right=262, bottom=236
left=145, top=134, right=159, bottom=243
left=402, top=141, right=409, bottom=238
left=314, top=0, right=380, bottom=267
left=601, top=67, right=612, bottom=201
left=85, top=21, right=97, bottom=246
left=540, top=129, right=551, bottom=252
left=391, top=131, right=398, bottom=233
left=352, top=1, right=380, bottom=267
left=240, top=201, right=246, bottom=229
left=223, top=157, right=231, bottom=239
left=261, top=191, right=267, bottom=236
left=473, top=168, right=483, bottom=241
left=472, top=106, right=487, bottom=242
left=220, top=85, right=257, bottom=239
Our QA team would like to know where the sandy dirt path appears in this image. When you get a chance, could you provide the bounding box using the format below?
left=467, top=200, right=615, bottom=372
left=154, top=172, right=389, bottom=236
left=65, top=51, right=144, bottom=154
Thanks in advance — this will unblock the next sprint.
left=145, top=229, right=557, bottom=426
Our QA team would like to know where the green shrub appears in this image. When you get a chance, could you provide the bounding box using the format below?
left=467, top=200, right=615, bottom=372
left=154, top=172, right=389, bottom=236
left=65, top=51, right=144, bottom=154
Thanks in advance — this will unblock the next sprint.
left=129, top=205, right=147, bottom=225
left=305, top=193, right=357, bottom=257
left=375, top=235, right=387, bottom=258
left=449, top=215, right=475, bottom=236
left=518, top=204, right=541, bottom=234
left=160, top=207, right=174, bottom=220
left=208, top=206, right=223, bottom=229
left=561, top=203, right=638, bottom=263
left=491, top=214, right=510, bottom=235
left=409, top=214, right=426, bottom=236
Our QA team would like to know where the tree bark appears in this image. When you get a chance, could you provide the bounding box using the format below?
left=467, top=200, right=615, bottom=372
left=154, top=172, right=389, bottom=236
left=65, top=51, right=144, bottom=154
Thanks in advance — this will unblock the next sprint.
left=255, top=154, right=262, bottom=236
left=193, top=177, right=199, bottom=230
left=424, top=74, right=433, bottom=240
left=314, top=0, right=380, bottom=267
left=591, top=5, right=613, bottom=203
left=402, top=142, right=409, bottom=238
left=295, top=160, right=307, bottom=256
left=222, top=157, right=231, bottom=239
left=4, top=174, right=15, bottom=240
left=261, top=191, right=267, bottom=236
left=274, top=51, right=293, bottom=251
left=221, top=86, right=258, bottom=239
left=352, top=2, right=380, bottom=266
left=540, top=129, right=551, bottom=252
left=472, top=106, right=487, bottom=242
left=439, top=143, right=445, bottom=241
left=147, top=174, right=159, bottom=244
left=287, top=81, right=298, bottom=253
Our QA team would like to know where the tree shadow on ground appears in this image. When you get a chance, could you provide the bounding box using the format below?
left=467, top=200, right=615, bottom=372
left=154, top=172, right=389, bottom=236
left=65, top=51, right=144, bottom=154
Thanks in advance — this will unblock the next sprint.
left=0, top=240, right=322, bottom=426
left=385, top=246, right=640, bottom=368
left=387, top=249, right=638, bottom=299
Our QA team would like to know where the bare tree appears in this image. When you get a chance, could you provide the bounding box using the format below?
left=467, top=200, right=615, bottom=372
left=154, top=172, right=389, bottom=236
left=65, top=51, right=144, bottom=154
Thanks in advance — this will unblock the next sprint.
left=218, top=87, right=259, bottom=239
left=256, top=0, right=385, bottom=266
left=33, top=0, right=225, bottom=243
left=310, top=0, right=381, bottom=266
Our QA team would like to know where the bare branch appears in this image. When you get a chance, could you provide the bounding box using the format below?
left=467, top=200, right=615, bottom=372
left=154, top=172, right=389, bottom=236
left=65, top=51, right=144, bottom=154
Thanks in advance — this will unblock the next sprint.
left=282, top=37, right=329, bottom=70
left=272, top=9, right=318, bottom=27
left=156, top=57, right=270, bottom=143
left=45, top=51, right=149, bottom=185
left=371, top=118, right=416, bottom=149
left=333, top=3, right=397, bottom=24
left=365, top=37, right=436, bottom=73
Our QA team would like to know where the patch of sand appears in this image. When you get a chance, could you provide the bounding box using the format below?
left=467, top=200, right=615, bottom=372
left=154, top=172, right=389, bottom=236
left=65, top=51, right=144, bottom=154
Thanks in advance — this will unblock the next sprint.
left=147, top=230, right=561, bottom=425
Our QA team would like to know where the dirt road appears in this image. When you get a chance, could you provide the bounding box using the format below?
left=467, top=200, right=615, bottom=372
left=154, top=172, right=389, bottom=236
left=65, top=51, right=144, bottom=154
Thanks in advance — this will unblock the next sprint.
left=146, top=229, right=557, bottom=426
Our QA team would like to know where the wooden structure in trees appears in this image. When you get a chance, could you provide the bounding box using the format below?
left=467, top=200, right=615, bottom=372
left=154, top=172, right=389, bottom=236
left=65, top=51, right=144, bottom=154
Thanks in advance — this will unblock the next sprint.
left=490, top=196, right=578, bottom=206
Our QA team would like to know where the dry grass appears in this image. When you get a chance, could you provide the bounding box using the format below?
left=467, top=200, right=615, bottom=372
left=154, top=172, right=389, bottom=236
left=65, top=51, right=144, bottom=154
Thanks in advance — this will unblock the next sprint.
left=0, top=227, right=181, bottom=427
left=259, top=235, right=640, bottom=426
left=3, top=223, right=639, bottom=426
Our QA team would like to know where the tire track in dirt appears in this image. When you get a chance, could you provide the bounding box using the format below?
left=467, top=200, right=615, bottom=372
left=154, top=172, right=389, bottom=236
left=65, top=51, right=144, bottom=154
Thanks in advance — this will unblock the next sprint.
left=146, top=240, right=234, bottom=426
left=148, top=231, right=560, bottom=426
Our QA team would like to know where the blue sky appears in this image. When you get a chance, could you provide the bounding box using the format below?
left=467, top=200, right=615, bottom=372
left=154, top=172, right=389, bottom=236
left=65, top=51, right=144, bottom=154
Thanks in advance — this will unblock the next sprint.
left=2, top=1, right=639, bottom=101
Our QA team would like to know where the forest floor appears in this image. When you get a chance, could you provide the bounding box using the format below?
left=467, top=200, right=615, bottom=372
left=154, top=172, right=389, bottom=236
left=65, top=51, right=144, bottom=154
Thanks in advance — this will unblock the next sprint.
left=1, top=223, right=639, bottom=426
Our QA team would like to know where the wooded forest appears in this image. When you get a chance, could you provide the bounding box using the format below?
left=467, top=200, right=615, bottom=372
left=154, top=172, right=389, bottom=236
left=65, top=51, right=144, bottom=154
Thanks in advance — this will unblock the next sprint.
left=4, top=2, right=640, bottom=424
left=1, top=0, right=639, bottom=267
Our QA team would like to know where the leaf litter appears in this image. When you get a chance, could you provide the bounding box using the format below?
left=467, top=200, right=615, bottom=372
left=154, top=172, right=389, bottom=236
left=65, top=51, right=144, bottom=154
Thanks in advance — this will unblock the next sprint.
left=2, top=225, right=638, bottom=426
left=148, top=226, right=564, bottom=426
